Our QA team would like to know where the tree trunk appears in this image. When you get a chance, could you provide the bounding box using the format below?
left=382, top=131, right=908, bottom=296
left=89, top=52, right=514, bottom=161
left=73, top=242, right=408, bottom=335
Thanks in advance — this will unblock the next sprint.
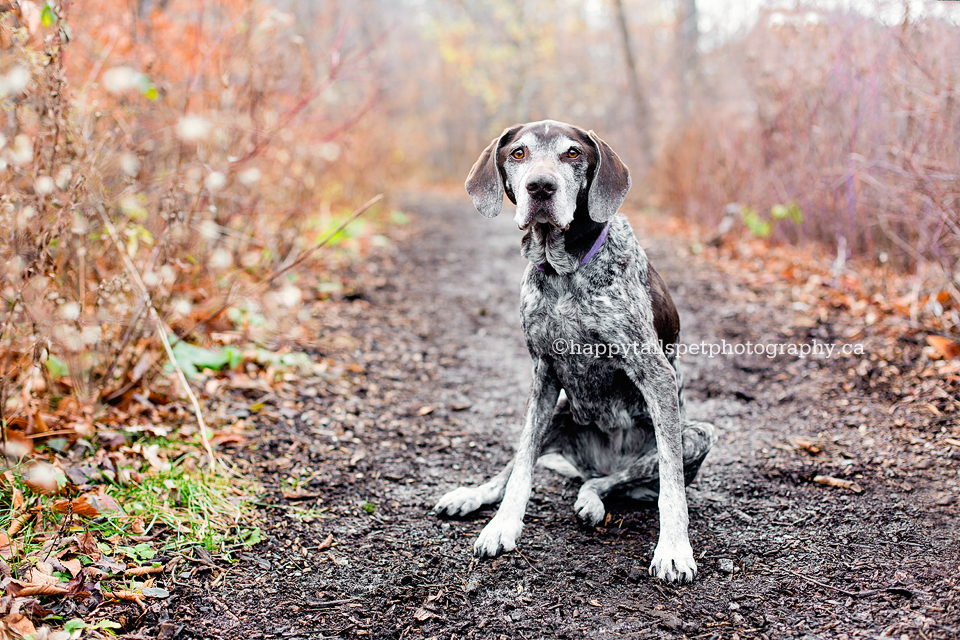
left=677, top=0, right=700, bottom=115
left=612, top=0, right=653, bottom=167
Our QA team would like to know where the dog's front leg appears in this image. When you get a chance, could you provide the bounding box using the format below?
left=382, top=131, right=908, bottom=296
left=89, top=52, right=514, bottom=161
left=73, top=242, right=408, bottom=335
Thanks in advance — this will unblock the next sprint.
left=627, top=353, right=698, bottom=583
left=474, top=357, right=560, bottom=558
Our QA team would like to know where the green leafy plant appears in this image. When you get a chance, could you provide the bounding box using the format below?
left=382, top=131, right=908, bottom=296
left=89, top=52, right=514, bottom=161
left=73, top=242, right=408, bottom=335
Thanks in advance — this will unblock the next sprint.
left=739, top=202, right=804, bottom=238
left=167, top=342, right=243, bottom=378
left=771, top=202, right=804, bottom=225
left=41, top=1, right=58, bottom=27
left=740, top=206, right=771, bottom=238
left=116, top=543, right=157, bottom=561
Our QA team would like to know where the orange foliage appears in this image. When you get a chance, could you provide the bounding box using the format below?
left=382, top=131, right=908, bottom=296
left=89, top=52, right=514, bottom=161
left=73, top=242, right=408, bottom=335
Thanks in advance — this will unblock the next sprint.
left=1, top=1, right=385, bottom=431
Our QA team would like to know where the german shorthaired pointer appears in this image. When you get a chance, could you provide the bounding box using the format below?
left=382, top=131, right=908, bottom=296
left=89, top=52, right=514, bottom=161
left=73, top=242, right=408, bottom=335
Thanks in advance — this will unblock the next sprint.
left=433, top=120, right=716, bottom=583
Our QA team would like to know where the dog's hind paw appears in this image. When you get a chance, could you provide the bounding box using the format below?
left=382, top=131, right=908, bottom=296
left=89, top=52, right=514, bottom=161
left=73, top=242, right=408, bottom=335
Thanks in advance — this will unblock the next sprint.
left=649, top=539, right=698, bottom=583
left=432, top=487, right=486, bottom=517
left=573, top=489, right=606, bottom=526
left=473, top=515, right=523, bottom=557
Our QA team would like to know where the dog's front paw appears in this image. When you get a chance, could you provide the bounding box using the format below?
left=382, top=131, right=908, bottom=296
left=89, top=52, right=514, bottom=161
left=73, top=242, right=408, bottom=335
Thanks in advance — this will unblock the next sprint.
left=574, top=488, right=606, bottom=526
left=473, top=515, right=523, bottom=557
left=432, top=486, right=488, bottom=517
left=649, top=538, right=697, bottom=583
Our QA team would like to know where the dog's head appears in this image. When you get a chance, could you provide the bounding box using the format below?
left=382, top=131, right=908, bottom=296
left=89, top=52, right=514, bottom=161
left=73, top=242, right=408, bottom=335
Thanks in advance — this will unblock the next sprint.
left=465, top=120, right=631, bottom=229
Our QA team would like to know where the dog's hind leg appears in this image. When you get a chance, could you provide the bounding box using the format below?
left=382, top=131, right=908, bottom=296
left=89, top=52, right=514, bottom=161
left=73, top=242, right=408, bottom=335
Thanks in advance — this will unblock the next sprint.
left=573, top=421, right=716, bottom=525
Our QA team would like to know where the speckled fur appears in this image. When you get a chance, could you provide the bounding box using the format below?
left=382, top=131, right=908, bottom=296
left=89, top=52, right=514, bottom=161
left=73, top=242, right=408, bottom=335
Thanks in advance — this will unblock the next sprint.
left=437, top=121, right=716, bottom=584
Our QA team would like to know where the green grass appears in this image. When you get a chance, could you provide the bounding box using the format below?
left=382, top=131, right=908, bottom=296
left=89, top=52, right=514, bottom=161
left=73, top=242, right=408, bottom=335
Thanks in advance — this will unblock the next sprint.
left=0, top=451, right=261, bottom=570
left=110, top=457, right=259, bottom=555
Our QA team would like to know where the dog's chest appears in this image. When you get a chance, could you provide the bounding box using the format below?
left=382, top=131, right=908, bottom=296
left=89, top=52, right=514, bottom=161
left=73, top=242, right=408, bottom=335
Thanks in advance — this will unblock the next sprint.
left=520, top=263, right=651, bottom=429
left=522, top=274, right=626, bottom=347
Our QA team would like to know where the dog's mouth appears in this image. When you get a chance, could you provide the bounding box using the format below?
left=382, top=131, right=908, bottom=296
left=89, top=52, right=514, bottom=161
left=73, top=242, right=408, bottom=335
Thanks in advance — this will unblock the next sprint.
left=517, top=204, right=569, bottom=232
left=519, top=219, right=569, bottom=232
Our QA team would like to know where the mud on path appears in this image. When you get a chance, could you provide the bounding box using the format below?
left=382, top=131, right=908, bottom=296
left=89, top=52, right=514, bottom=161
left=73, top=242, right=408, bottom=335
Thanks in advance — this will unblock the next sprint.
left=166, top=192, right=958, bottom=640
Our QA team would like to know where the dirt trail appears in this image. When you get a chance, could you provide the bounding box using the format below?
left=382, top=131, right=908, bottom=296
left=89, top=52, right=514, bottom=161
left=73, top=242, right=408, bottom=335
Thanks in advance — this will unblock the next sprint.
left=168, top=192, right=958, bottom=640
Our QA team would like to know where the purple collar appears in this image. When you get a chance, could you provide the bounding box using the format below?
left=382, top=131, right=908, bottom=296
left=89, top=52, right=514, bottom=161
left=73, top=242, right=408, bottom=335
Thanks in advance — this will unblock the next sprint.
left=536, top=222, right=611, bottom=273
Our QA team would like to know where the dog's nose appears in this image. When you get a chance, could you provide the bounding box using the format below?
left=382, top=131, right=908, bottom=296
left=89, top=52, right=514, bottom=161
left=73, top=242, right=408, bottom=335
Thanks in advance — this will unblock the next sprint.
left=526, top=174, right=557, bottom=200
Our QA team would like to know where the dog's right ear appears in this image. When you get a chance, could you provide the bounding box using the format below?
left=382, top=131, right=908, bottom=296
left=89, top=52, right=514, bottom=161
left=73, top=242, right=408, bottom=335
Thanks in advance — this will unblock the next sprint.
left=465, top=125, right=521, bottom=218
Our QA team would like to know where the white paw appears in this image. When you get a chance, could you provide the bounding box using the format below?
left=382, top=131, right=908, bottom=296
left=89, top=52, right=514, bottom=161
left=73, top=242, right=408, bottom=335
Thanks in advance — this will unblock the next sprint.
left=649, top=538, right=698, bottom=583
left=473, top=515, right=523, bottom=557
left=432, top=486, right=486, bottom=517
left=574, top=489, right=606, bottom=526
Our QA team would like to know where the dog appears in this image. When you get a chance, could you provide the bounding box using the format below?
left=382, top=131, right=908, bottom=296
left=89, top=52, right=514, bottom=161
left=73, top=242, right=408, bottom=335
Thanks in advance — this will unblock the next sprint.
left=433, top=120, right=716, bottom=583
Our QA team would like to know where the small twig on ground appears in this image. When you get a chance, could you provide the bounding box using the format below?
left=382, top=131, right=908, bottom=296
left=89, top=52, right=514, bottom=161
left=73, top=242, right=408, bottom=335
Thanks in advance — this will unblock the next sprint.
left=787, top=570, right=883, bottom=598
left=303, top=598, right=361, bottom=608
left=125, top=565, right=165, bottom=576
left=515, top=550, right=543, bottom=575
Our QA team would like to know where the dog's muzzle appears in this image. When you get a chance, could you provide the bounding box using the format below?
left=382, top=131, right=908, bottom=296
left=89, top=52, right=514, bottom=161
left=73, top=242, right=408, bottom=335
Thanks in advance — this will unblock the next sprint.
left=518, top=173, right=568, bottom=230
left=526, top=173, right=558, bottom=200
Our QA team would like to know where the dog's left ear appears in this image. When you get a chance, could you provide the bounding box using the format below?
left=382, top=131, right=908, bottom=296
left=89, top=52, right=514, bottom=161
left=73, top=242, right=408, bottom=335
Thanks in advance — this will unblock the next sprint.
left=586, top=130, right=631, bottom=223
left=465, top=125, right=521, bottom=218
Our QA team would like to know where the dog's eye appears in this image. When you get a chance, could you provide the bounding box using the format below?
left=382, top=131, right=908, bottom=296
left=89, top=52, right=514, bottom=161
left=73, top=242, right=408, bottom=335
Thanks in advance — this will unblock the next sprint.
left=511, top=148, right=525, bottom=160
left=566, top=148, right=581, bottom=159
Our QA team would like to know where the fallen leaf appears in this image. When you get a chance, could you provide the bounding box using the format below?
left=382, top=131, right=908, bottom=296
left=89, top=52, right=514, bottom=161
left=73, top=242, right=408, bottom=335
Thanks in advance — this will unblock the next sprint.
left=317, top=533, right=334, bottom=550
left=3, top=613, right=36, bottom=636
left=53, top=497, right=98, bottom=518
left=791, top=437, right=822, bottom=455
left=210, top=433, right=247, bottom=448
left=83, top=487, right=121, bottom=514
left=30, top=410, right=48, bottom=434
left=53, top=487, right=120, bottom=517
left=413, top=607, right=439, bottom=621
left=77, top=531, right=101, bottom=559
left=16, top=582, right=69, bottom=596
left=94, top=555, right=127, bottom=575
left=813, top=475, right=863, bottom=493
left=927, top=335, right=960, bottom=360
left=61, top=558, right=82, bottom=578
left=27, top=567, right=59, bottom=586
left=102, top=589, right=145, bottom=602
left=23, top=462, right=65, bottom=495
left=129, top=516, right=146, bottom=535
left=0, top=433, right=34, bottom=459
left=7, top=512, right=32, bottom=537
left=0, top=533, right=18, bottom=560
